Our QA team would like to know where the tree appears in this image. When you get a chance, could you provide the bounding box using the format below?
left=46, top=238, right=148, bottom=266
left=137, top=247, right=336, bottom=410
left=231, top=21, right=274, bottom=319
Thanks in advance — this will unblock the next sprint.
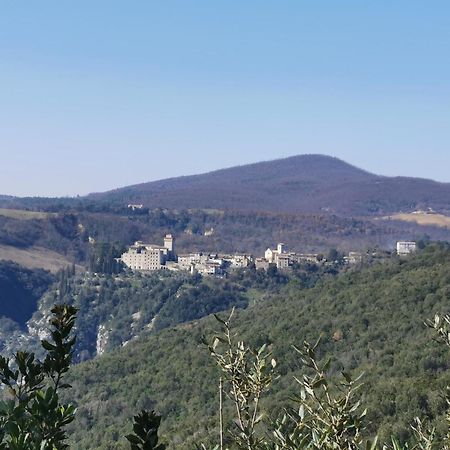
left=0, top=304, right=77, bottom=449
left=125, top=410, right=166, bottom=450
left=203, top=309, right=276, bottom=450
left=202, top=310, right=450, bottom=450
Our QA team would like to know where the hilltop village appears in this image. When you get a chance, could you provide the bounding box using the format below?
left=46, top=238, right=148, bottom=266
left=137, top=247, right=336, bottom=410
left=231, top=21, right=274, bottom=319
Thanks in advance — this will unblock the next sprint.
left=120, top=234, right=417, bottom=276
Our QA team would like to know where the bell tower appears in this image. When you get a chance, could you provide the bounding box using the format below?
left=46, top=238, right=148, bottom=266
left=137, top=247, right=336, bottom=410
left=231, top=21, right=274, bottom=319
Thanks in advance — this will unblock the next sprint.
left=164, top=234, right=175, bottom=259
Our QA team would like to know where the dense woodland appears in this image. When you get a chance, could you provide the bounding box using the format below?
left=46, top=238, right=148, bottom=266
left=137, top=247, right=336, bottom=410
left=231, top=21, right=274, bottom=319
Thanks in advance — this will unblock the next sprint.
left=12, top=260, right=335, bottom=364
left=1, top=240, right=450, bottom=448
left=1, top=192, right=450, bottom=448
left=56, top=244, right=450, bottom=449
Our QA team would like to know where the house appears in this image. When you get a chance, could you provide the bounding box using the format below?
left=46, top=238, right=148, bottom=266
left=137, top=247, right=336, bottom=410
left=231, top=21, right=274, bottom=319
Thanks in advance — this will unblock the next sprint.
left=261, top=243, right=320, bottom=270
left=218, top=253, right=253, bottom=268
left=276, top=254, right=290, bottom=269
left=397, top=241, right=417, bottom=256
left=346, top=252, right=363, bottom=265
left=127, top=204, right=144, bottom=211
left=255, top=258, right=270, bottom=271
left=289, top=253, right=319, bottom=264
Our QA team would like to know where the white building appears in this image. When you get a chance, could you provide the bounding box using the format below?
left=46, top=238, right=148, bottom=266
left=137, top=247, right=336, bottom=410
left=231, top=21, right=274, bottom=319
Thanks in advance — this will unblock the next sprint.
left=177, top=253, right=203, bottom=269
left=218, top=253, right=253, bottom=268
left=347, top=252, right=363, bottom=264
left=229, top=254, right=252, bottom=268
left=121, top=234, right=176, bottom=271
left=265, top=243, right=286, bottom=264
left=396, top=241, right=417, bottom=256
left=262, top=243, right=320, bottom=270
left=276, top=254, right=290, bottom=269
left=127, top=204, right=144, bottom=210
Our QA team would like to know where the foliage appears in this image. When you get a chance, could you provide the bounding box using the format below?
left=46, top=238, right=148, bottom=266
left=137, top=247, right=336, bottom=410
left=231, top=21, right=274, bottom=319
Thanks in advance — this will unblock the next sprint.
left=0, top=213, right=86, bottom=261
left=0, top=304, right=77, bottom=449
left=60, top=244, right=450, bottom=449
left=203, top=312, right=374, bottom=450
left=204, top=309, right=276, bottom=449
left=88, top=242, right=124, bottom=274
left=20, top=265, right=313, bottom=363
left=125, top=410, right=165, bottom=450
left=269, top=340, right=369, bottom=450
left=203, top=309, right=450, bottom=450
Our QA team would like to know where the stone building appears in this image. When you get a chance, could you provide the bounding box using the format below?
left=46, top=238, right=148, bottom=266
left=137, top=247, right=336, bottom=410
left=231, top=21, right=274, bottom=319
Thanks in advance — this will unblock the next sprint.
left=121, top=234, right=176, bottom=271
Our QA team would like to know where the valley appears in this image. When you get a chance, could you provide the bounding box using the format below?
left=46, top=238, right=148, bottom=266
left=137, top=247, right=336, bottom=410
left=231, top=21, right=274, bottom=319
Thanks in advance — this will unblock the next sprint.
left=63, top=243, right=450, bottom=449
left=0, top=155, right=450, bottom=449
left=2, top=2, right=449, bottom=447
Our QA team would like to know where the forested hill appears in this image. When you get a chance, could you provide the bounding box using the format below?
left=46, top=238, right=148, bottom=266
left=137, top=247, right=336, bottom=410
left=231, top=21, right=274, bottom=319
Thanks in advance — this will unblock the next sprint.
left=88, top=154, right=450, bottom=215
left=66, top=243, right=450, bottom=449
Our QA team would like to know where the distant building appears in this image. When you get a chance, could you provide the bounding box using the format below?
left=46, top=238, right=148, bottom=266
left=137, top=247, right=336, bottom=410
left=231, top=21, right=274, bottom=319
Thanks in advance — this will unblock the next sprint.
left=218, top=253, right=253, bottom=268
left=289, top=253, right=320, bottom=264
left=276, top=254, right=290, bottom=269
left=163, top=234, right=175, bottom=259
left=396, top=241, right=417, bottom=256
left=229, top=254, right=252, bottom=268
left=127, top=204, right=144, bottom=211
left=347, top=252, right=363, bottom=264
left=172, top=252, right=253, bottom=276
left=265, top=243, right=287, bottom=264
left=121, top=234, right=176, bottom=271
left=196, top=261, right=223, bottom=276
left=255, top=258, right=270, bottom=271
left=264, top=248, right=276, bottom=263
left=177, top=253, right=204, bottom=269
left=263, top=243, right=319, bottom=269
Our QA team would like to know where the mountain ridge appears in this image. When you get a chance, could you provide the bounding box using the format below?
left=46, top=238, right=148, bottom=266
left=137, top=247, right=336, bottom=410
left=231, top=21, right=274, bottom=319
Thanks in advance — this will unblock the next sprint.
left=87, top=154, right=450, bottom=215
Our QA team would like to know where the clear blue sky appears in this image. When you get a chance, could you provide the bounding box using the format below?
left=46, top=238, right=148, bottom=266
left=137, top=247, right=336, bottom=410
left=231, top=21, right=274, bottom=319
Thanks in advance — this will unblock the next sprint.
left=1, top=1, right=449, bottom=196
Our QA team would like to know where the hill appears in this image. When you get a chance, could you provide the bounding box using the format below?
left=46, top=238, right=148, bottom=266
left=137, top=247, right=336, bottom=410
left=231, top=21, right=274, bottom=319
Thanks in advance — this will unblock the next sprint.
left=64, top=243, right=450, bottom=449
left=3, top=259, right=338, bottom=365
left=1, top=204, right=449, bottom=273
left=0, top=155, right=449, bottom=272
left=89, top=155, right=450, bottom=215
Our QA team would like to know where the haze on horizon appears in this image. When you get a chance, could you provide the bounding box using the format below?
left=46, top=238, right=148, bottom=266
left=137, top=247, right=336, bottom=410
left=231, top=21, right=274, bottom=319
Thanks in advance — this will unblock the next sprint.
left=1, top=1, right=449, bottom=197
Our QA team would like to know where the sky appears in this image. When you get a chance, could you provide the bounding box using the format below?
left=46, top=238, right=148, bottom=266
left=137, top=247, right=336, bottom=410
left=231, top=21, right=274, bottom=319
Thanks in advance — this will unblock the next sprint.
left=0, top=1, right=449, bottom=197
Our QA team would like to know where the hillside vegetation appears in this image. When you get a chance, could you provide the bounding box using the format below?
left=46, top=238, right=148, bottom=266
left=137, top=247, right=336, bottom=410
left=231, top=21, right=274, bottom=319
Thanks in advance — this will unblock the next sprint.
left=13, top=261, right=333, bottom=364
left=2, top=204, right=449, bottom=271
left=64, top=243, right=450, bottom=449
left=88, top=155, right=450, bottom=215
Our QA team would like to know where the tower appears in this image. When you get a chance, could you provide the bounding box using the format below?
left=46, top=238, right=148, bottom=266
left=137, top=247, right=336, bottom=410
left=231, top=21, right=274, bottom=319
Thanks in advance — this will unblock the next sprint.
left=164, top=234, right=175, bottom=258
